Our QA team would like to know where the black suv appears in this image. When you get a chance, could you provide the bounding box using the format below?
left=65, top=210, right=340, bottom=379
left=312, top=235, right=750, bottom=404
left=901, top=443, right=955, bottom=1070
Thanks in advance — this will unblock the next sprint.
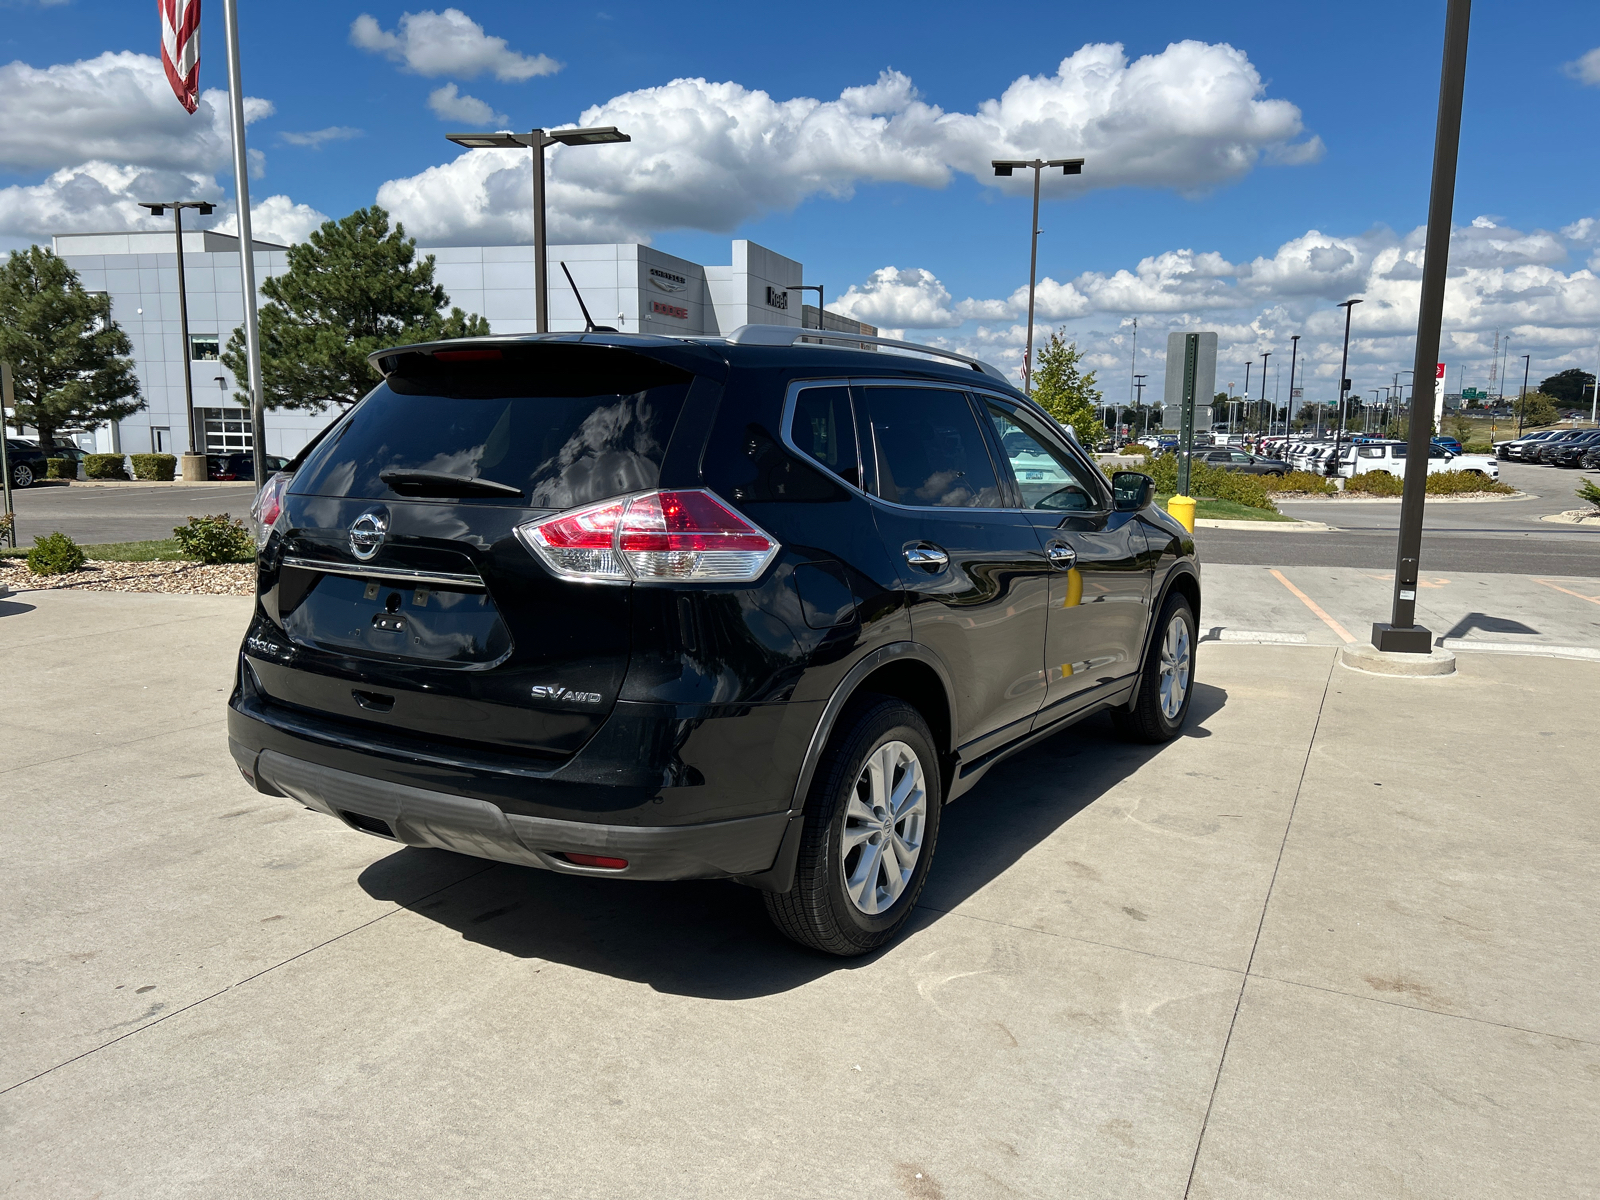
left=5, top=439, right=49, bottom=489
left=228, top=330, right=1200, bottom=955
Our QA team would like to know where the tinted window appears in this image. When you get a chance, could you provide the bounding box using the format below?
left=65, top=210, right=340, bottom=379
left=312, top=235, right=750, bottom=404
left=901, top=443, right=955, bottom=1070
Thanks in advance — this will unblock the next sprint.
left=292, top=350, right=691, bottom=507
left=790, top=386, right=859, bottom=486
left=985, top=401, right=1102, bottom=510
left=859, top=386, right=1002, bottom=508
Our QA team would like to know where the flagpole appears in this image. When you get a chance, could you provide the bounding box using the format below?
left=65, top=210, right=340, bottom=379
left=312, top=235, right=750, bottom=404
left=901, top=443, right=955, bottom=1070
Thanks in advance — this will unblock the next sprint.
left=222, top=0, right=266, bottom=486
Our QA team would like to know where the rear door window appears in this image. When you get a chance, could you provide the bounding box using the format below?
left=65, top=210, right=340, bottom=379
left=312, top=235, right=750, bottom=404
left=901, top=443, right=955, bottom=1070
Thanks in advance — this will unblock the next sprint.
left=292, top=347, right=693, bottom=508
left=857, top=386, right=1002, bottom=508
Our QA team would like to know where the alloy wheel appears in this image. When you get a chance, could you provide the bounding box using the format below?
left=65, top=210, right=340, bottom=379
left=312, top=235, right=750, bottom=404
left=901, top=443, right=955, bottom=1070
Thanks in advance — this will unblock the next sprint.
left=1158, top=614, right=1192, bottom=720
left=839, top=740, right=927, bottom=915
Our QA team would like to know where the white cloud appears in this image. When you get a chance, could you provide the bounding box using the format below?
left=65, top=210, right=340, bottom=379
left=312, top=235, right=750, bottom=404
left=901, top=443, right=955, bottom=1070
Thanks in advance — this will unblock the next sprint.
left=0, top=52, right=271, bottom=174
left=212, top=194, right=330, bottom=246
left=1563, top=48, right=1600, bottom=86
left=840, top=216, right=1600, bottom=396
left=279, top=126, right=363, bottom=148
left=378, top=41, right=1321, bottom=244
left=426, top=83, right=505, bottom=126
left=350, top=9, right=560, bottom=81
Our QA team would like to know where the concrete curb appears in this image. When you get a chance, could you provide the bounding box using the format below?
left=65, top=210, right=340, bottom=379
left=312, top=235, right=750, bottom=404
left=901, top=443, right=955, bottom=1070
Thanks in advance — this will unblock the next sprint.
left=1442, top=639, right=1600, bottom=662
left=1278, top=492, right=1529, bottom=504
left=1338, top=643, right=1457, bottom=676
left=1539, top=510, right=1600, bottom=526
left=1195, top=518, right=1333, bottom=531
left=62, top=480, right=248, bottom=489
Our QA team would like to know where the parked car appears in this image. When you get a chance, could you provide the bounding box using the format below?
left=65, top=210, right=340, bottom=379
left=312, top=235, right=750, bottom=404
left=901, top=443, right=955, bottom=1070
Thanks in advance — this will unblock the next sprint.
left=4, top=439, right=48, bottom=488
left=1431, top=436, right=1464, bottom=455
left=1531, top=430, right=1597, bottom=464
left=1546, top=430, right=1600, bottom=467
left=228, top=328, right=1201, bottom=956
left=1337, top=440, right=1500, bottom=480
left=1581, top=445, right=1600, bottom=471
left=1197, top=448, right=1290, bottom=476
left=1497, top=430, right=1560, bottom=461
left=209, top=452, right=292, bottom=481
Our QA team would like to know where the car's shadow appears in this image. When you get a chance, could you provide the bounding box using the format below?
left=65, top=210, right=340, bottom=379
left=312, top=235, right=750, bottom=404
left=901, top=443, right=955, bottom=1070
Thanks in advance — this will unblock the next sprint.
left=359, top=681, right=1229, bottom=999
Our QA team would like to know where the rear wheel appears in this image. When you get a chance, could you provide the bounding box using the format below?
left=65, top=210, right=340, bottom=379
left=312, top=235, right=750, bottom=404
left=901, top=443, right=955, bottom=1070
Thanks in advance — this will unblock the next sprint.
left=1114, top=593, right=1196, bottom=744
left=12, top=463, right=33, bottom=489
left=765, top=697, right=941, bottom=956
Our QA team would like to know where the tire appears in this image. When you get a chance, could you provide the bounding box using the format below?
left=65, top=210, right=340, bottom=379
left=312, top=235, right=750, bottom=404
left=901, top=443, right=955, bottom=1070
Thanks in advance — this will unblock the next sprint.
left=12, top=463, right=33, bottom=489
left=765, top=697, right=941, bottom=956
left=1113, top=593, right=1197, bottom=744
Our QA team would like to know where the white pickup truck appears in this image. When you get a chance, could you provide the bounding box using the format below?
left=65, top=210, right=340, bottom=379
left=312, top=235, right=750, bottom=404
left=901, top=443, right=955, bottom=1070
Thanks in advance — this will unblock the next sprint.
left=1336, top=440, right=1500, bottom=481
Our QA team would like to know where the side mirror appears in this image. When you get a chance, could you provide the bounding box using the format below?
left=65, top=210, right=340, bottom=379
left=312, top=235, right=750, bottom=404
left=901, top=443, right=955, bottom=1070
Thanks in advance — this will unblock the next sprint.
left=1111, top=470, right=1155, bottom=512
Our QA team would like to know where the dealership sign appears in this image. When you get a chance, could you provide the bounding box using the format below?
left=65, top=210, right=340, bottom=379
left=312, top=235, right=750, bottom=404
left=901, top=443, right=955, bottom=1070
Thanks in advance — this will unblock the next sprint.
left=765, top=286, right=788, bottom=310
left=652, top=300, right=688, bottom=320
left=650, top=268, right=687, bottom=293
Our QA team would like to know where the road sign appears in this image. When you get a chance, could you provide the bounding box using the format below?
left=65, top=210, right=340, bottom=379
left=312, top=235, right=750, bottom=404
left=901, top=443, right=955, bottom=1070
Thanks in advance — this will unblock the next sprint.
left=1436, top=362, right=1447, bottom=381
left=1165, top=332, right=1217, bottom=497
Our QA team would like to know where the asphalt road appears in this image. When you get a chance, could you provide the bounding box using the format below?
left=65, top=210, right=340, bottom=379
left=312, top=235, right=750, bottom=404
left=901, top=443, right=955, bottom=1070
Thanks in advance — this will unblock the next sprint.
left=5, top=482, right=259, bottom=545
left=1198, top=461, right=1600, bottom=576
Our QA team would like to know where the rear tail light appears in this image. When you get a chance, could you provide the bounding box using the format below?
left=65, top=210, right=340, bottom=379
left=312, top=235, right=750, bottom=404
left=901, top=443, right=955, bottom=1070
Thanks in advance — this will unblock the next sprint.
left=250, top=471, right=290, bottom=548
left=517, top=489, right=779, bottom=584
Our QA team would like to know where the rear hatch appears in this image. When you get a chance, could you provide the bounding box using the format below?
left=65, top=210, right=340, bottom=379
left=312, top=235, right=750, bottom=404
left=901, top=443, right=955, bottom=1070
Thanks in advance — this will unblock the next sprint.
left=250, top=341, right=714, bottom=761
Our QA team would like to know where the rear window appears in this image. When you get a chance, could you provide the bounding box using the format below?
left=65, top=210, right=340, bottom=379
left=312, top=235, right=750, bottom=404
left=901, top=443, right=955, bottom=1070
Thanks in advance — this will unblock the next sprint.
left=292, top=347, right=693, bottom=508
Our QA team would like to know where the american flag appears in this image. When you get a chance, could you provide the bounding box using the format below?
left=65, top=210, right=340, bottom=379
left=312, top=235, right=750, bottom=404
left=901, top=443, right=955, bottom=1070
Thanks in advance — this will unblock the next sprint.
left=160, top=0, right=201, bottom=114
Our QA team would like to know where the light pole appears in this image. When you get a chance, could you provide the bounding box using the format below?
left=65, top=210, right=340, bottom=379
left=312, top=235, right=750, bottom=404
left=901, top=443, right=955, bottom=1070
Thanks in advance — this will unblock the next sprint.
left=1258, top=352, right=1271, bottom=437
left=790, top=284, right=825, bottom=330
left=1334, top=298, right=1363, bottom=460
left=1287, top=334, right=1300, bottom=437
left=446, top=126, right=631, bottom=333
left=1515, top=353, right=1531, bottom=434
left=1133, top=373, right=1147, bottom=434
left=991, top=156, right=1084, bottom=394
left=137, top=200, right=215, bottom=470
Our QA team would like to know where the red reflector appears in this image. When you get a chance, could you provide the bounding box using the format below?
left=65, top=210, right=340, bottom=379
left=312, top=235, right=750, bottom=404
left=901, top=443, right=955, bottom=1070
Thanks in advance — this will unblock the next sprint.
left=433, top=348, right=503, bottom=362
left=562, top=852, right=628, bottom=870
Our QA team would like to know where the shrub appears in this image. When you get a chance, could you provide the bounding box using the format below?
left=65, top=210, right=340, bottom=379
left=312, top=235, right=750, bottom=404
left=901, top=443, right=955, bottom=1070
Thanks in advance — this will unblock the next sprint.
left=1144, top=451, right=1278, bottom=511
left=173, top=513, right=254, bottom=563
left=1270, top=471, right=1337, bottom=496
left=46, top=457, right=74, bottom=479
left=1428, top=471, right=1514, bottom=495
left=84, top=453, right=129, bottom=480
left=1120, top=443, right=1152, bottom=457
left=1463, top=441, right=1493, bottom=454
left=27, top=531, right=86, bottom=575
left=130, top=453, right=177, bottom=481
left=1344, top=471, right=1405, bottom=496
left=1578, top=477, right=1600, bottom=511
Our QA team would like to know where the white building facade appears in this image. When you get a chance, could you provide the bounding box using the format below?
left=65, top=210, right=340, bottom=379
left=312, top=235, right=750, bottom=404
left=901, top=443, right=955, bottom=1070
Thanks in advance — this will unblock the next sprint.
left=49, top=234, right=860, bottom=460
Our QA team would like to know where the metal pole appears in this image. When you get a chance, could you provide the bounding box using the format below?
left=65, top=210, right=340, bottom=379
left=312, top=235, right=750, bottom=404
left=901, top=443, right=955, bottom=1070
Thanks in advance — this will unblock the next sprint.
left=1335, top=300, right=1359, bottom=462
left=1128, top=317, right=1137, bottom=408
left=1259, top=352, right=1270, bottom=437
left=1377, top=0, right=1472, bottom=653
left=0, top=361, right=14, bottom=548
left=531, top=130, right=548, bottom=333
left=1024, top=162, right=1041, bottom=395
left=1517, top=354, right=1530, bottom=434
left=222, top=0, right=267, bottom=486
left=172, top=205, right=197, bottom=455
left=1177, top=334, right=1198, bottom=496
left=1287, top=335, right=1300, bottom=437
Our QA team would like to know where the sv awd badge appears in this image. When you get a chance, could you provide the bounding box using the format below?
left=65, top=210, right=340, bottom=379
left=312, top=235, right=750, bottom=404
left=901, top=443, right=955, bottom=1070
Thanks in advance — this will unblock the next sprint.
left=531, top=685, right=603, bottom=705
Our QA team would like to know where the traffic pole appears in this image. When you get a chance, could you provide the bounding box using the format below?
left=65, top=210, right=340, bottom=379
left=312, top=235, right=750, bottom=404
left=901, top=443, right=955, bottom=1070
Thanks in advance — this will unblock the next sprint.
left=1374, top=0, right=1472, bottom=654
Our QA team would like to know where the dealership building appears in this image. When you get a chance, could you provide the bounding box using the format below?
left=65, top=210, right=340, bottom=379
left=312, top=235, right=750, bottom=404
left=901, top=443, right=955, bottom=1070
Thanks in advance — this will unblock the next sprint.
left=47, top=232, right=872, bottom=460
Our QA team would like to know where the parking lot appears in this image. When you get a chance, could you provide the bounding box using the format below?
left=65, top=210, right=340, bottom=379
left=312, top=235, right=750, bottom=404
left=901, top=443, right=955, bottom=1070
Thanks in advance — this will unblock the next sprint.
left=3, top=585, right=1595, bottom=1198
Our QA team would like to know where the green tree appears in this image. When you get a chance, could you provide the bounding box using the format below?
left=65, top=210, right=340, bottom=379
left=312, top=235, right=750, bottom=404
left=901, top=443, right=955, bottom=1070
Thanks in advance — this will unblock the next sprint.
left=1538, top=369, right=1594, bottom=408
left=1029, top=331, right=1105, bottom=446
left=1513, top=391, right=1559, bottom=429
left=0, top=246, right=143, bottom=449
left=224, top=205, right=490, bottom=413
left=1445, top=412, right=1473, bottom=443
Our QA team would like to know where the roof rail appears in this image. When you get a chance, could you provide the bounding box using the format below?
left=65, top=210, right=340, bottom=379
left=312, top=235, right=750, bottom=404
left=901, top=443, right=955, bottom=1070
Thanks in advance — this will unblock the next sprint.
left=723, top=324, right=1010, bottom=383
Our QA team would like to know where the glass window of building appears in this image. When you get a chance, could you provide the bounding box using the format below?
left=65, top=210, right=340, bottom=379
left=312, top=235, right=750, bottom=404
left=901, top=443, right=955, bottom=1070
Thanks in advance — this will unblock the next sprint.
left=198, top=406, right=252, bottom=452
left=190, top=335, right=220, bottom=362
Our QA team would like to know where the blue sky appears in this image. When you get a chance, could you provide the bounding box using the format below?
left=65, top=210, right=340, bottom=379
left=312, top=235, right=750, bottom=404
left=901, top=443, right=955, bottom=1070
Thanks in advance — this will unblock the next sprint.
left=3, top=0, right=1599, bottom=401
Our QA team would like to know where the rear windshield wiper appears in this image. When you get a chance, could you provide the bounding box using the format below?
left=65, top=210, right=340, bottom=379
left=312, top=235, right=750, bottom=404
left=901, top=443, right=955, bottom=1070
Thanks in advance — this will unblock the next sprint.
left=379, top=469, right=524, bottom=499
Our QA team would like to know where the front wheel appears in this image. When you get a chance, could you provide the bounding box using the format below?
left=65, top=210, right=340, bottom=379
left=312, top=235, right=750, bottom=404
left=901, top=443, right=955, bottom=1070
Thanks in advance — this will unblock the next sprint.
left=1114, top=593, right=1196, bottom=744
left=12, top=463, right=33, bottom=489
left=765, top=697, right=941, bottom=956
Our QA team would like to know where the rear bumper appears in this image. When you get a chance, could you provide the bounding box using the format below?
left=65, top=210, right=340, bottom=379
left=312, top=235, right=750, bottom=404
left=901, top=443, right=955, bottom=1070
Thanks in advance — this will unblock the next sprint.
left=231, top=737, right=795, bottom=882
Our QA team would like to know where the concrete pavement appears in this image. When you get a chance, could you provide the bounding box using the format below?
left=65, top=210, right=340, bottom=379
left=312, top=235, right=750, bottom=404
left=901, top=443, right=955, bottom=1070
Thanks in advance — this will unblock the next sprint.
left=4, top=482, right=260, bottom=546
left=1, top=590, right=1596, bottom=1197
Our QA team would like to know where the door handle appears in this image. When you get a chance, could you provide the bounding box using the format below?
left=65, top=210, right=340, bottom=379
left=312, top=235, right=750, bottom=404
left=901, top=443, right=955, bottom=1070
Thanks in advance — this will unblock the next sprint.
left=1047, top=543, right=1077, bottom=570
left=904, top=545, right=949, bottom=571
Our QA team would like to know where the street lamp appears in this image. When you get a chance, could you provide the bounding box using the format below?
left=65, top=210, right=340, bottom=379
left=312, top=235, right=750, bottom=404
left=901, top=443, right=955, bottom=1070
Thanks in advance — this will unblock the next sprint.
left=1286, top=334, right=1300, bottom=437
left=790, top=284, right=825, bottom=330
left=992, top=156, right=1084, bottom=394
left=1258, top=352, right=1271, bottom=437
left=1334, top=298, right=1363, bottom=459
left=445, top=126, right=631, bottom=333
left=1133, top=373, right=1147, bottom=434
left=138, top=200, right=215, bottom=469
left=1515, top=353, right=1532, bottom=435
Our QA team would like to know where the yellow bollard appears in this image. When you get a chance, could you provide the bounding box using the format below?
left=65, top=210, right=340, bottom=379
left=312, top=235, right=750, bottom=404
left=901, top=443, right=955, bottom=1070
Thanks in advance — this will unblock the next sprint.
left=1167, top=494, right=1196, bottom=532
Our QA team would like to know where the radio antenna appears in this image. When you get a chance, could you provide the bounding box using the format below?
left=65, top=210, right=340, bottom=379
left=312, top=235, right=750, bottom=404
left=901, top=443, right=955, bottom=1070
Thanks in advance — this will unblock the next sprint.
left=560, top=262, right=617, bottom=332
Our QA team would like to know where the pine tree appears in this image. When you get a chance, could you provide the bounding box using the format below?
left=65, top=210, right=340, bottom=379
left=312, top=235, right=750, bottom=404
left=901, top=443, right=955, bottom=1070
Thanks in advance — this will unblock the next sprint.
left=0, top=246, right=143, bottom=450
left=224, top=206, right=490, bottom=413
left=1029, top=331, right=1105, bottom=446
